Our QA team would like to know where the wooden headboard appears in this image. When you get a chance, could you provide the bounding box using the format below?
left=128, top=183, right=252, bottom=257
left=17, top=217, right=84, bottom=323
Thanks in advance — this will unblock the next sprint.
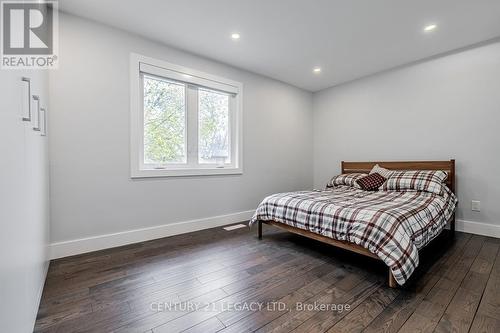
left=341, top=159, right=455, bottom=192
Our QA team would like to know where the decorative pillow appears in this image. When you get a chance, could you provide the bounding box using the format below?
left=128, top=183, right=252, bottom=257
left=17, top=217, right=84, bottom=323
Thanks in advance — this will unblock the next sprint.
left=380, top=170, right=448, bottom=195
left=370, top=164, right=393, bottom=178
left=356, top=173, right=386, bottom=191
left=327, top=173, right=367, bottom=189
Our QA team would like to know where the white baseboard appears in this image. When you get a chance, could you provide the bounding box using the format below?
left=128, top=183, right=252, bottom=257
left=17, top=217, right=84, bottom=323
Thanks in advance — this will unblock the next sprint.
left=49, top=214, right=498, bottom=260
left=456, top=219, right=500, bottom=239
left=49, top=210, right=254, bottom=259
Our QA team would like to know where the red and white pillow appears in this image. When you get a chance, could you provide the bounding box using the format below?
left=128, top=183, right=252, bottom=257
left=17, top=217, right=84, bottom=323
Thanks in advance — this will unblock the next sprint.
left=327, top=173, right=367, bottom=189
left=356, top=173, right=387, bottom=191
left=380, top=170, right=448, bottom=195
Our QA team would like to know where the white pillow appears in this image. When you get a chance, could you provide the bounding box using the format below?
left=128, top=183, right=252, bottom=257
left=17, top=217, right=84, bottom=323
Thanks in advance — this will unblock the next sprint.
left=370, top=164, right=393, bottom=178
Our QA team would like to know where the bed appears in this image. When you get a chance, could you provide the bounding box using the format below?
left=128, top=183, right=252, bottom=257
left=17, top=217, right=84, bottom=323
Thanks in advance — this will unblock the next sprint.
left=249, top=160, right=457, bottom=287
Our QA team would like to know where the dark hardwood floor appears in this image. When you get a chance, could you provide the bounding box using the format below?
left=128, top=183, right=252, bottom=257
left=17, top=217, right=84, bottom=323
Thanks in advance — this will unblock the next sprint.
left=35, top=224, right=500, bottom=333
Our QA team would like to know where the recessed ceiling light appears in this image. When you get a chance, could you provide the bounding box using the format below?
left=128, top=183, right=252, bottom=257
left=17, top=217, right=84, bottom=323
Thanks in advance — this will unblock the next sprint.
left=313, top=67, right=321, bottom=74
left=423, top=24, right=437, bottom=32
left=231, top=33, right=241, bottom=40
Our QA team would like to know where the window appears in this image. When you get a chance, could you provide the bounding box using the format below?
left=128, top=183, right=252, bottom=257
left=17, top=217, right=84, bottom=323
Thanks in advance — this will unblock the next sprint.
left=198, top=88, right=231, bottom=164
left=130, top=54, right=242, bottom=177
left=143, top=76, right=186, bottom=165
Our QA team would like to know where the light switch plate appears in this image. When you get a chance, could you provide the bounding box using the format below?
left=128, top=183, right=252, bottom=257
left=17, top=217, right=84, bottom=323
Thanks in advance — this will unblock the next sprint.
left=471, top=200, right=481, bottom=212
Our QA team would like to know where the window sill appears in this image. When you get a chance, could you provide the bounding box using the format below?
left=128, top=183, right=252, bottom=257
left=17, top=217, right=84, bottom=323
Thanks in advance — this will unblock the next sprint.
left=131, top=167, right=242, bottom=178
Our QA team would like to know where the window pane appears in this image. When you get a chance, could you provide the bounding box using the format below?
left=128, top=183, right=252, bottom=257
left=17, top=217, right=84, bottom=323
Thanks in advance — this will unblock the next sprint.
left=143, top=75, right=186, bottom=165
left=198, top=89, right=230, bottom=164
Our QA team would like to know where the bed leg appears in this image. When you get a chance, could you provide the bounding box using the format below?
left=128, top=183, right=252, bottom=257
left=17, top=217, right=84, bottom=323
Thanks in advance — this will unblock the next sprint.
left=388, top=270, right=398, bottom=288
left=450, top=213, right=456, bottom=239
left=258, top=220, right=262, bottom=240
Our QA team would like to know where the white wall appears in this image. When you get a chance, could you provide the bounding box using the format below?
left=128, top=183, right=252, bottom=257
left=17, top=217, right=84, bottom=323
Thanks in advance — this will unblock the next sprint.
left=0, top=70, right=50, bottom=330
left=48, top=14, right=313, bottom=247
left=313, top=41, right=500, bottom=232
left=49, top=14, right=500, bottom=256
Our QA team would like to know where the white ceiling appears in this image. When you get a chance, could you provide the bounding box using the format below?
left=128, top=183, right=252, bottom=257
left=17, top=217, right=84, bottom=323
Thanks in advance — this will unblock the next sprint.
left=59, top=0, right=500, bottom=92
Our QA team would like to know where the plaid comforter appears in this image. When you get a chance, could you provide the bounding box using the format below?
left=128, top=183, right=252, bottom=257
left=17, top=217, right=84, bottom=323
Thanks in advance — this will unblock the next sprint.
left=249, top=186, right=457, bottom=285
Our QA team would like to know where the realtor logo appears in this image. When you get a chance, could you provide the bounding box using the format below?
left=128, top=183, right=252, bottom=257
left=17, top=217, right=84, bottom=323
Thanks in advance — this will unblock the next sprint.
left=1, top=0, right=58, bottom=69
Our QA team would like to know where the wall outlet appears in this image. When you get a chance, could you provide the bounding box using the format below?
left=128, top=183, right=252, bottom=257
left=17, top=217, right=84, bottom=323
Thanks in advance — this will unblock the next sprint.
left=471, top=200, right=481, bottom=212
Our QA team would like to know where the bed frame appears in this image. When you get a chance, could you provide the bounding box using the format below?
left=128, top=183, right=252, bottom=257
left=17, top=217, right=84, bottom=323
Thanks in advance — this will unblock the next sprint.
left=257, top=159, right=456, bottom=288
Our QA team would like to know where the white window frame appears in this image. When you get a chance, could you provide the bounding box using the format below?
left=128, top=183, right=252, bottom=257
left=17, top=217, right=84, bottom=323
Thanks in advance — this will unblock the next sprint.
left=130, top=53, right=243, bottom=178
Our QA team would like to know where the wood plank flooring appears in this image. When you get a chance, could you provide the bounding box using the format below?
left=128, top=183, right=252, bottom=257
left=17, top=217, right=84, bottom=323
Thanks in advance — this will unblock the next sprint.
left=35, top=224, right=500, bottom=333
